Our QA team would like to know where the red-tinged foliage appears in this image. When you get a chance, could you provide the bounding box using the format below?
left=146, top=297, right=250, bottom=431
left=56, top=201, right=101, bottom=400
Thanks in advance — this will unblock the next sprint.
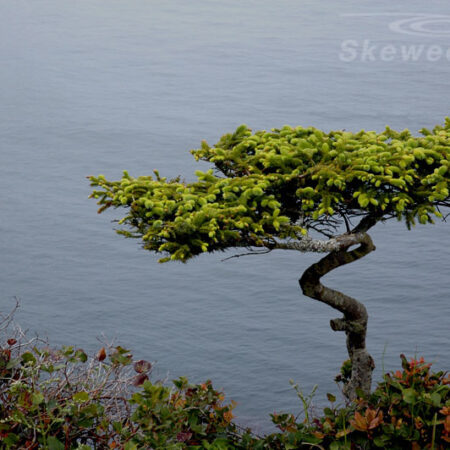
left=96, top=346, right=106, bottom=361
left=0, top=302, right=447, bottom=449
left=133, top=359, right=152, bottom=373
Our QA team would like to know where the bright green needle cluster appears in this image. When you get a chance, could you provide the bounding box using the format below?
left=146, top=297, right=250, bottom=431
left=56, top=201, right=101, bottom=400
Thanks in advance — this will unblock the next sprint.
left=89, top=119, right=450, bottom=262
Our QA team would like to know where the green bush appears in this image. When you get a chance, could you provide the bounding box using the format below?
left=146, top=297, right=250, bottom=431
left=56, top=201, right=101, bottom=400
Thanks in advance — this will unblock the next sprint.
left=125, top=377, right=241, bottom=449
left=0, top=304, right=240, bottom=449
left=252, top=356, right=449, bottom=449
left=0, top=335, right=137, bottom=448
left=1, top=305, right=448, bottom=449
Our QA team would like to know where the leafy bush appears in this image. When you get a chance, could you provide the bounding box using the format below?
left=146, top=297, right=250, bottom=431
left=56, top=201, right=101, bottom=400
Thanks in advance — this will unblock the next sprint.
left=0, top=302, right=240, bottom=449
left=0, top=308, right=139, bottom=448
left=1, top=303, right=448, bottom=449
left=125, top=377, right=241, bottom=449
left=253, top=356, right=449, bottom=449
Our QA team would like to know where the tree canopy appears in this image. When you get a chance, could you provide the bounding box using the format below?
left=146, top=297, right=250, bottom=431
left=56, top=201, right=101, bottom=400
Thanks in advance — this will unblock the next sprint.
left=90, top=119, right=450, bottom=262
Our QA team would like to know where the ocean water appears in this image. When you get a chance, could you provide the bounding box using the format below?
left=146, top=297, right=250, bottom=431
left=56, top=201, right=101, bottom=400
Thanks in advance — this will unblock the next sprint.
left=1, top=0, right=449, bottom=429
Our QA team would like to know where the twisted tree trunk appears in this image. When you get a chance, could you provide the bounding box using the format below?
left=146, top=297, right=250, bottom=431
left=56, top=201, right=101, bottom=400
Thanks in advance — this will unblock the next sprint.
left=299, top=231, right=376, bottom=400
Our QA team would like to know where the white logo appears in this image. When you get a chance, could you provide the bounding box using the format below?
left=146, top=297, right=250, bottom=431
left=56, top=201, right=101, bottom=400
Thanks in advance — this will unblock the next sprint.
left=339, top=13, right=450, bottom=62
left=342, top=13, right=450, bottom=38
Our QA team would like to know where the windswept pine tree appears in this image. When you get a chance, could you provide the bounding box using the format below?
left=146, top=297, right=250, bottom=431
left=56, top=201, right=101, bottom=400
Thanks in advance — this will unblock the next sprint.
left=90, top=119, right=450, bottom=400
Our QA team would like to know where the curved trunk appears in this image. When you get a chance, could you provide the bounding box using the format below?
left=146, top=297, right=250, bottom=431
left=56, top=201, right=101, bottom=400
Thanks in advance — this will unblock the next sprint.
left=299, top=232, right=376, bottom=400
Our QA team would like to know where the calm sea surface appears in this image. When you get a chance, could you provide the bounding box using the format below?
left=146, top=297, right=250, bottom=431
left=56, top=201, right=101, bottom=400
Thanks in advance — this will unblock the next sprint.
left=1, top=0, right=449, bottom=429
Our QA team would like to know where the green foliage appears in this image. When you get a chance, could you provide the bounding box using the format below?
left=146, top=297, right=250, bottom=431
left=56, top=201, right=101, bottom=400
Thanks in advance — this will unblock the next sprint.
left=128, top=378, right=240, bottom=449
left=0, top=336, right=135, bottom=448
left=253, top=356, right=450, bottom=449
left=1, top=314, right=448, bottom=449
left=0, top=314, right=240, bottom=449
left=89, top=119, right=450, bottom=262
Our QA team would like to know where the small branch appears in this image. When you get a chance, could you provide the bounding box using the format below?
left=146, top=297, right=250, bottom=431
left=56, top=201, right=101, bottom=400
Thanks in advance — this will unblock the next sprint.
left=0, top=297, right=20, bottom=331
left=305, top=223, right=335, bottom=238
left=340, top=211, right=352, bottom=234
left=330, top=318, right=366, bottom=334
left=221, top=248, right=272, bottom=262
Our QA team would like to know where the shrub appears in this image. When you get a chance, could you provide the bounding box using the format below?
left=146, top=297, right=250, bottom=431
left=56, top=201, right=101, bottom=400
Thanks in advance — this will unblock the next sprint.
left=0, top=312, right=138, bottom=448
left=0, top=302, right=239, bottom=449
left=255, top=356, right=449, bottom=449
left=1, top=303, right=448, bottom=449
left=125, top=377, right=241, bottom=449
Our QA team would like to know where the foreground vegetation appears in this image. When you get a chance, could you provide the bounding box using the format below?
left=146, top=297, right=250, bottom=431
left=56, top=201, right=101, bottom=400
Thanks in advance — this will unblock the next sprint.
left=0, top=305, right=448, bottom=449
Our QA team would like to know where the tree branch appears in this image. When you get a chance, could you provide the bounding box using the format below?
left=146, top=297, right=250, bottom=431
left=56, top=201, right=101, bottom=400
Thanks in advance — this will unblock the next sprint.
left=352, top=213, right=382, bottom=233
left=298, top=231, right=376, bottom=400
left=299, top=233, right=375, bottom=317
left=269, top=232, right=374, bottom=254
left=221, top=248, right=273, bottom=262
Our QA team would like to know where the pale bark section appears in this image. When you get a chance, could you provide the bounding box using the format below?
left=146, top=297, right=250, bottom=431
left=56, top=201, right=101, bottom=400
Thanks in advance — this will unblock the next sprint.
left=272, top=232, right=371, bottom=254
left=286, top=232, right=376, bottom=400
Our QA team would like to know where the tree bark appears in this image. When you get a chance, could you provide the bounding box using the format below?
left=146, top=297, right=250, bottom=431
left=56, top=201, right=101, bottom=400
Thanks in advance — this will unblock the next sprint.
left=299, top=232, right=376, bottom=401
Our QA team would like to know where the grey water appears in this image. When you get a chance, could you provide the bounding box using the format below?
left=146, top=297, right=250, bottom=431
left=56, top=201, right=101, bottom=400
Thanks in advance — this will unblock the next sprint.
left=1, top=0, right=449, bottom=429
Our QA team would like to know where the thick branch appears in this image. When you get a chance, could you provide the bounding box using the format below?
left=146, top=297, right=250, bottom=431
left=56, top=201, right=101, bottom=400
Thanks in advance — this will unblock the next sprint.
left=299, top=232, right=375, bottom=317
left=352, top=213, right=383, bottom=233
left=270, top=232, right=373, bottom=254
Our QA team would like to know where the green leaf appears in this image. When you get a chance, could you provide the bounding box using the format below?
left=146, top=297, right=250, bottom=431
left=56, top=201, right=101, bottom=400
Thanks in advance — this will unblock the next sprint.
left=62, top=345, right=74, bottom=356
left=112, top=421, right=123, bottom=433
left=6, top=358, right=21, bottom=369
left=430, top=392, right=442, bottom=407
left=47, top=436, right=65, bottom=450
left=21, top=352, right=37, bottom=364
left=302, top=435, right=322, bottom=444
left=75, top=349, right=88, bottom=363
left=402, top=388, right=417, bottom=404
left=374, top=436, right=389, bottom=447
left=327, top=393, right=336, bottom=402
left=32, top=392, right=44, bottom=405
left=3, top=433, right=19, bottom=446
left=73, top=391, right=90, bottom=403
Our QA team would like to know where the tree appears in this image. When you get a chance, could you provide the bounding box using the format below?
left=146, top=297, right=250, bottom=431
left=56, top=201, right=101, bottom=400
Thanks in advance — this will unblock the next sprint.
left=89, top=119, right=450, bottom=401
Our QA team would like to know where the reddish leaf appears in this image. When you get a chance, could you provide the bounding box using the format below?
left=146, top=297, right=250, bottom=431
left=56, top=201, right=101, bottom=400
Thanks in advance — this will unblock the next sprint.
left=176, top=431, right=192, bottom=442
left=97, top=347, right=106, bottom=361
left=7, top=338, right=17, bottom=346
left=350, top=411, right=368, bottom=431
left=133, top=359, right=152, bottom=373
left=132, top=373, right=149, bottom=386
